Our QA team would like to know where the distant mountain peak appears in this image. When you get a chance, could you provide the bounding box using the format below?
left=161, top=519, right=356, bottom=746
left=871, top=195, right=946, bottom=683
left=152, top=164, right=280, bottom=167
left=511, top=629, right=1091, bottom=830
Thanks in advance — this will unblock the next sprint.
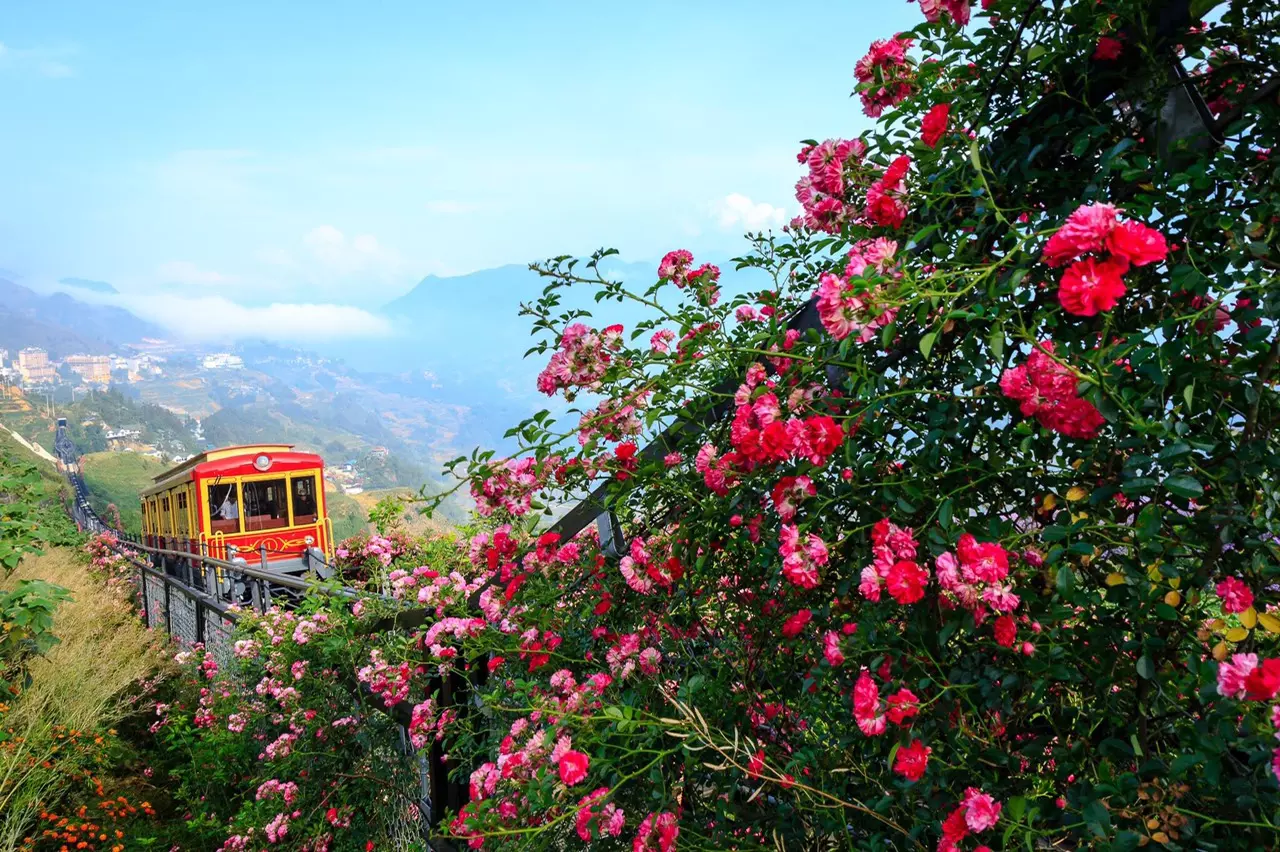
left=60, top=277, right=119, bottom=295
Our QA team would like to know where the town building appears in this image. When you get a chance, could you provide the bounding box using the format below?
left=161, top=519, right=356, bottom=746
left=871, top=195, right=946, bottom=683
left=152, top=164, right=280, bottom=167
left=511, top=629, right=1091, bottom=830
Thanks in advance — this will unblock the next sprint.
left=65, top=354, right=112, bottom=386
left=17, top=348, right=57, bottom=386
left=202, top=353, right=245, bottom=370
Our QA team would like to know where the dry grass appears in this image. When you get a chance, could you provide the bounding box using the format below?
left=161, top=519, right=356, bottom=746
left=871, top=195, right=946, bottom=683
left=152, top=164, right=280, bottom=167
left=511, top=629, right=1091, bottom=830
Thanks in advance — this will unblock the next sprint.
left=0, top=547, right=170, bottom=851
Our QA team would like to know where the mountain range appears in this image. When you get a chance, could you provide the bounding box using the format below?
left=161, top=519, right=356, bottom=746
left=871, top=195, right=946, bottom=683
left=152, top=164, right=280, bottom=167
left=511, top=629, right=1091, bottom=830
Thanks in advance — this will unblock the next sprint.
left=0, top=255, right=769, bottom=464
left=0, top=278, right=164, bottom=357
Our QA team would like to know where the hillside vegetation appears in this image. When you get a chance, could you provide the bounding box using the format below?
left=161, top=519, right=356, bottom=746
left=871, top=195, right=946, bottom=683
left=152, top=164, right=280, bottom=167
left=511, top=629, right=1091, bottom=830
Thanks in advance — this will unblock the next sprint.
left=324, top=487, right=368, bottom=542
left=0, top=548, right=170, bottom=850
left=80, top=451, right=169, bottom=534
left=348, top=487, right=453, bottom=537
left=0, top=389, right=199, bottom=460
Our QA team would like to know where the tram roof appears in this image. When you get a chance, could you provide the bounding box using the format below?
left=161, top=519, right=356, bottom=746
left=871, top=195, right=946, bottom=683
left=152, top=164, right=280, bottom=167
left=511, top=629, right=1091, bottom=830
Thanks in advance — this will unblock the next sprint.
left=144, top=444, right=318, bottom=494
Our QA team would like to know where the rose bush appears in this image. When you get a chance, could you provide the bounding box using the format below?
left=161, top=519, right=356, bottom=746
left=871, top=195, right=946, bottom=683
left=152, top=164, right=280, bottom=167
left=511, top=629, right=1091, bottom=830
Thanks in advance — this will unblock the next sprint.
left=135, top=592, right=436, bottom=851
left=374, top=1, right=1279, bottom=849
left=111, top=1, right=1279, bottom=849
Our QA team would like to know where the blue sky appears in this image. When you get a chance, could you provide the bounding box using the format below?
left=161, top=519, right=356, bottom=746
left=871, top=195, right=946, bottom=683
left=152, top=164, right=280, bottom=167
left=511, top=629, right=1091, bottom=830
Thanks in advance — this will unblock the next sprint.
left=0, top=1, right=918, bottom=340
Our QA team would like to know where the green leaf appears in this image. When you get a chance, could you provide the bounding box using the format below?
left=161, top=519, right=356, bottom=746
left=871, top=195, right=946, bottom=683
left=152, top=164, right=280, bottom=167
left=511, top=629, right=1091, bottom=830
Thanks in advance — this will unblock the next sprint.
left=988, top=326, right=1005, bottom=361
left=1183, top=382, right=1194, bottom=409
left=919, top=331, right=938, bottom=359
left=1055, top=565, right=1075, bottom=597
left=969, top=139, right=983, bottom=175
left=1136, top=504, right=1161, bottom=542
left=1157, top=441, right=1190, bottom=462
left=1136, top=655, right=1155, bottom=679
left=1190, top=0, right=1224, bottom=19
left=1083, top=800, right=1111, bottom=836
left=1163, top=474, right=1204, bottom=500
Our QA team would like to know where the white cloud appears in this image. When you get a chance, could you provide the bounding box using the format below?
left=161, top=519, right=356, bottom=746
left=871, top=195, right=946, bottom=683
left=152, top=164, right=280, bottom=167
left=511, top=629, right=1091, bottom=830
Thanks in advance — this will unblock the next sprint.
left=302, top=224, right=398, bottom=274
left=713, top=193, right=787, bottom=231
left=424, top=200, right=485, bottom=214
left=122, top=293, right=392, bottom=342
left=157, top=260, right=234, bottom=284
left=0, top=41, right=77, bottom=78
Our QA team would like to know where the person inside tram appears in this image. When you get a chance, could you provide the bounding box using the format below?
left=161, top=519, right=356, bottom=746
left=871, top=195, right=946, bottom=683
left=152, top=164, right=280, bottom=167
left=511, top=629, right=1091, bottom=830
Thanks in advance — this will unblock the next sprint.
left=218, top=491, right=239, bottom=521
left=293, top=480, right=317, bottom=519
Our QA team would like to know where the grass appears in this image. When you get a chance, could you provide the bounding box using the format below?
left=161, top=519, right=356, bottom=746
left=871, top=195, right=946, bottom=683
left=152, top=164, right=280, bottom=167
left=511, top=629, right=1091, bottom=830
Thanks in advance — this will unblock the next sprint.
left=326, top=488, right=370, bottom=542
left=0, top=548, right=170, bottom=851
left=80, top=451, right=168, bottom=534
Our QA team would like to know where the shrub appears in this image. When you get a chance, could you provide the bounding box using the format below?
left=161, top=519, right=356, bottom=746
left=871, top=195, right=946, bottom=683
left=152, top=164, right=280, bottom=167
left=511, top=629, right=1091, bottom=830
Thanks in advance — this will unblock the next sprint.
left=373, top=2, right=1279, bottom=849
left=141, top=597, right=430, bottom=851
left=0, top=547, right=168, bottom=851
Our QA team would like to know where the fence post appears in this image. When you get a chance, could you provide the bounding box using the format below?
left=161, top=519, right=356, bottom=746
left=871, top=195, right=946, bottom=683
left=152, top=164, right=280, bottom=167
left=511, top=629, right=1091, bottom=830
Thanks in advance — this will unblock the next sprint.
left=203, top=541, right=216, bottom=597
left=259, top=544, right=272, bottom=611
left=163, top=574, right=172, bottom=637
left=139, top=561, right=150, bottom=629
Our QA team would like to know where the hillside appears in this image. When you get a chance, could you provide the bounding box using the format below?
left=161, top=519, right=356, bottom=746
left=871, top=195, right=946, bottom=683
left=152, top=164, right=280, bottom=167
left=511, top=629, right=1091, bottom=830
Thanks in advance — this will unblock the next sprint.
left=79, top=451, right=169, bottom=533
left=347, top=487, right=456, bottom=536
left=0, top=278, right=162, bottom=356
left=324, top=487, right=368, bottom=542
left=0, top=548, right=169, bottom=846
left=1, top=388, right=201, bottom=460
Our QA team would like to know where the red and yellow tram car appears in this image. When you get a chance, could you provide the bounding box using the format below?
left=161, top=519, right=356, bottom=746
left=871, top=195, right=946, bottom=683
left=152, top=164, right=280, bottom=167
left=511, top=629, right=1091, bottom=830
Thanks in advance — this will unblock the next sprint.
left=140, top=444, right=334, bottom=567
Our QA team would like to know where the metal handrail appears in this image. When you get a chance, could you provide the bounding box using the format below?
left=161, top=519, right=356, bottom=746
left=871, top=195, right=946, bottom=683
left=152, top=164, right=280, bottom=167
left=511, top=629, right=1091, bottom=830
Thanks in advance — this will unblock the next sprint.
left=126, top=541, right=325, bottom=592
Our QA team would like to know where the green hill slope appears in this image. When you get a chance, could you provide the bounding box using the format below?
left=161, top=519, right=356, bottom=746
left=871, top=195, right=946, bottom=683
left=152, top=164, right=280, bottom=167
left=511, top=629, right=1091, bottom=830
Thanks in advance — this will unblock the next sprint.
left=80, top=452, right=168, bottom=533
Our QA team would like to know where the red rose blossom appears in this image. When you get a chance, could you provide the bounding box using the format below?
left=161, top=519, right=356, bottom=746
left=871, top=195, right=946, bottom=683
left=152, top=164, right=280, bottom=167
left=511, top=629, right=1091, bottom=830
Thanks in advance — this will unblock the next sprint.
left=558, top=750, right=590, bottom=785
left=893, top=738, right=931, bottom=781
left=1058, top=256, right=1130, bottom=316
left=921, top=102, right=951, bottom=148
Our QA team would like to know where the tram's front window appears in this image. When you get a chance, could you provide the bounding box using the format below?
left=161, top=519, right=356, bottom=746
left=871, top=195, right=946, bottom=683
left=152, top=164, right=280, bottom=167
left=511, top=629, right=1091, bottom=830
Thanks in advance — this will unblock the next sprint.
left=243, top=479, right=288, bottom=531
left=208, top=482, right=240, bottom=534
left=291, top=474, right=319, bottom=526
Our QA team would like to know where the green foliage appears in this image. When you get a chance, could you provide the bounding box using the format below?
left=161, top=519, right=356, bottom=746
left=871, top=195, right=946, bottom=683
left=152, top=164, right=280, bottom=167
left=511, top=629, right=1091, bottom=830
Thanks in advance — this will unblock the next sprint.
left=0, top=580, right=72, bottom=692
left=138, top=595, right=429, bottom=851
left=0, top=434, right=80, bottom=573
left=79, top=451, right=169, bottom=534
left=368, top=493, right=411, bottom=534
left=62, top=389, right=200, bottom=458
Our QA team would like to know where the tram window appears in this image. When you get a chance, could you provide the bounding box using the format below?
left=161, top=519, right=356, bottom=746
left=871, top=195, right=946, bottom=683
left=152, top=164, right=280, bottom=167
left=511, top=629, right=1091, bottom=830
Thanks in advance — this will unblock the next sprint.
left=243, top=478, right=288, bottom=531
left=208, top=482, right=241, bottom=534
left=291, top=475, right=319, bottom=526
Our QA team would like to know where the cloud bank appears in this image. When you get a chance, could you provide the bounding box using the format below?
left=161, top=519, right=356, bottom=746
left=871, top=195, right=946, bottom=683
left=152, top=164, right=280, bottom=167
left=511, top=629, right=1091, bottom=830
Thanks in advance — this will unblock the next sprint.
left=121, top=293, right=392, bottom=343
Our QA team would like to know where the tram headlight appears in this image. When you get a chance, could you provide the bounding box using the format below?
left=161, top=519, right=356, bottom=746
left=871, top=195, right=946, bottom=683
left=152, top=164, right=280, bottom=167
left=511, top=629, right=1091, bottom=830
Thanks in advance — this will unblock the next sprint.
left=253, top=454, right=272, bottom=471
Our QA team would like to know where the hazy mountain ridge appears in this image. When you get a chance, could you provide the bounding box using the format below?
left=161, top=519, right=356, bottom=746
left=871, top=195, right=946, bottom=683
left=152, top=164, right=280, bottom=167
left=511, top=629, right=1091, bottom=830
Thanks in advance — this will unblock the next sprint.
left=60, top=277, right=120, bottom=295
left=0, top=278, right=163, bottom=356
left=0, top=255, right=770, bottom=470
